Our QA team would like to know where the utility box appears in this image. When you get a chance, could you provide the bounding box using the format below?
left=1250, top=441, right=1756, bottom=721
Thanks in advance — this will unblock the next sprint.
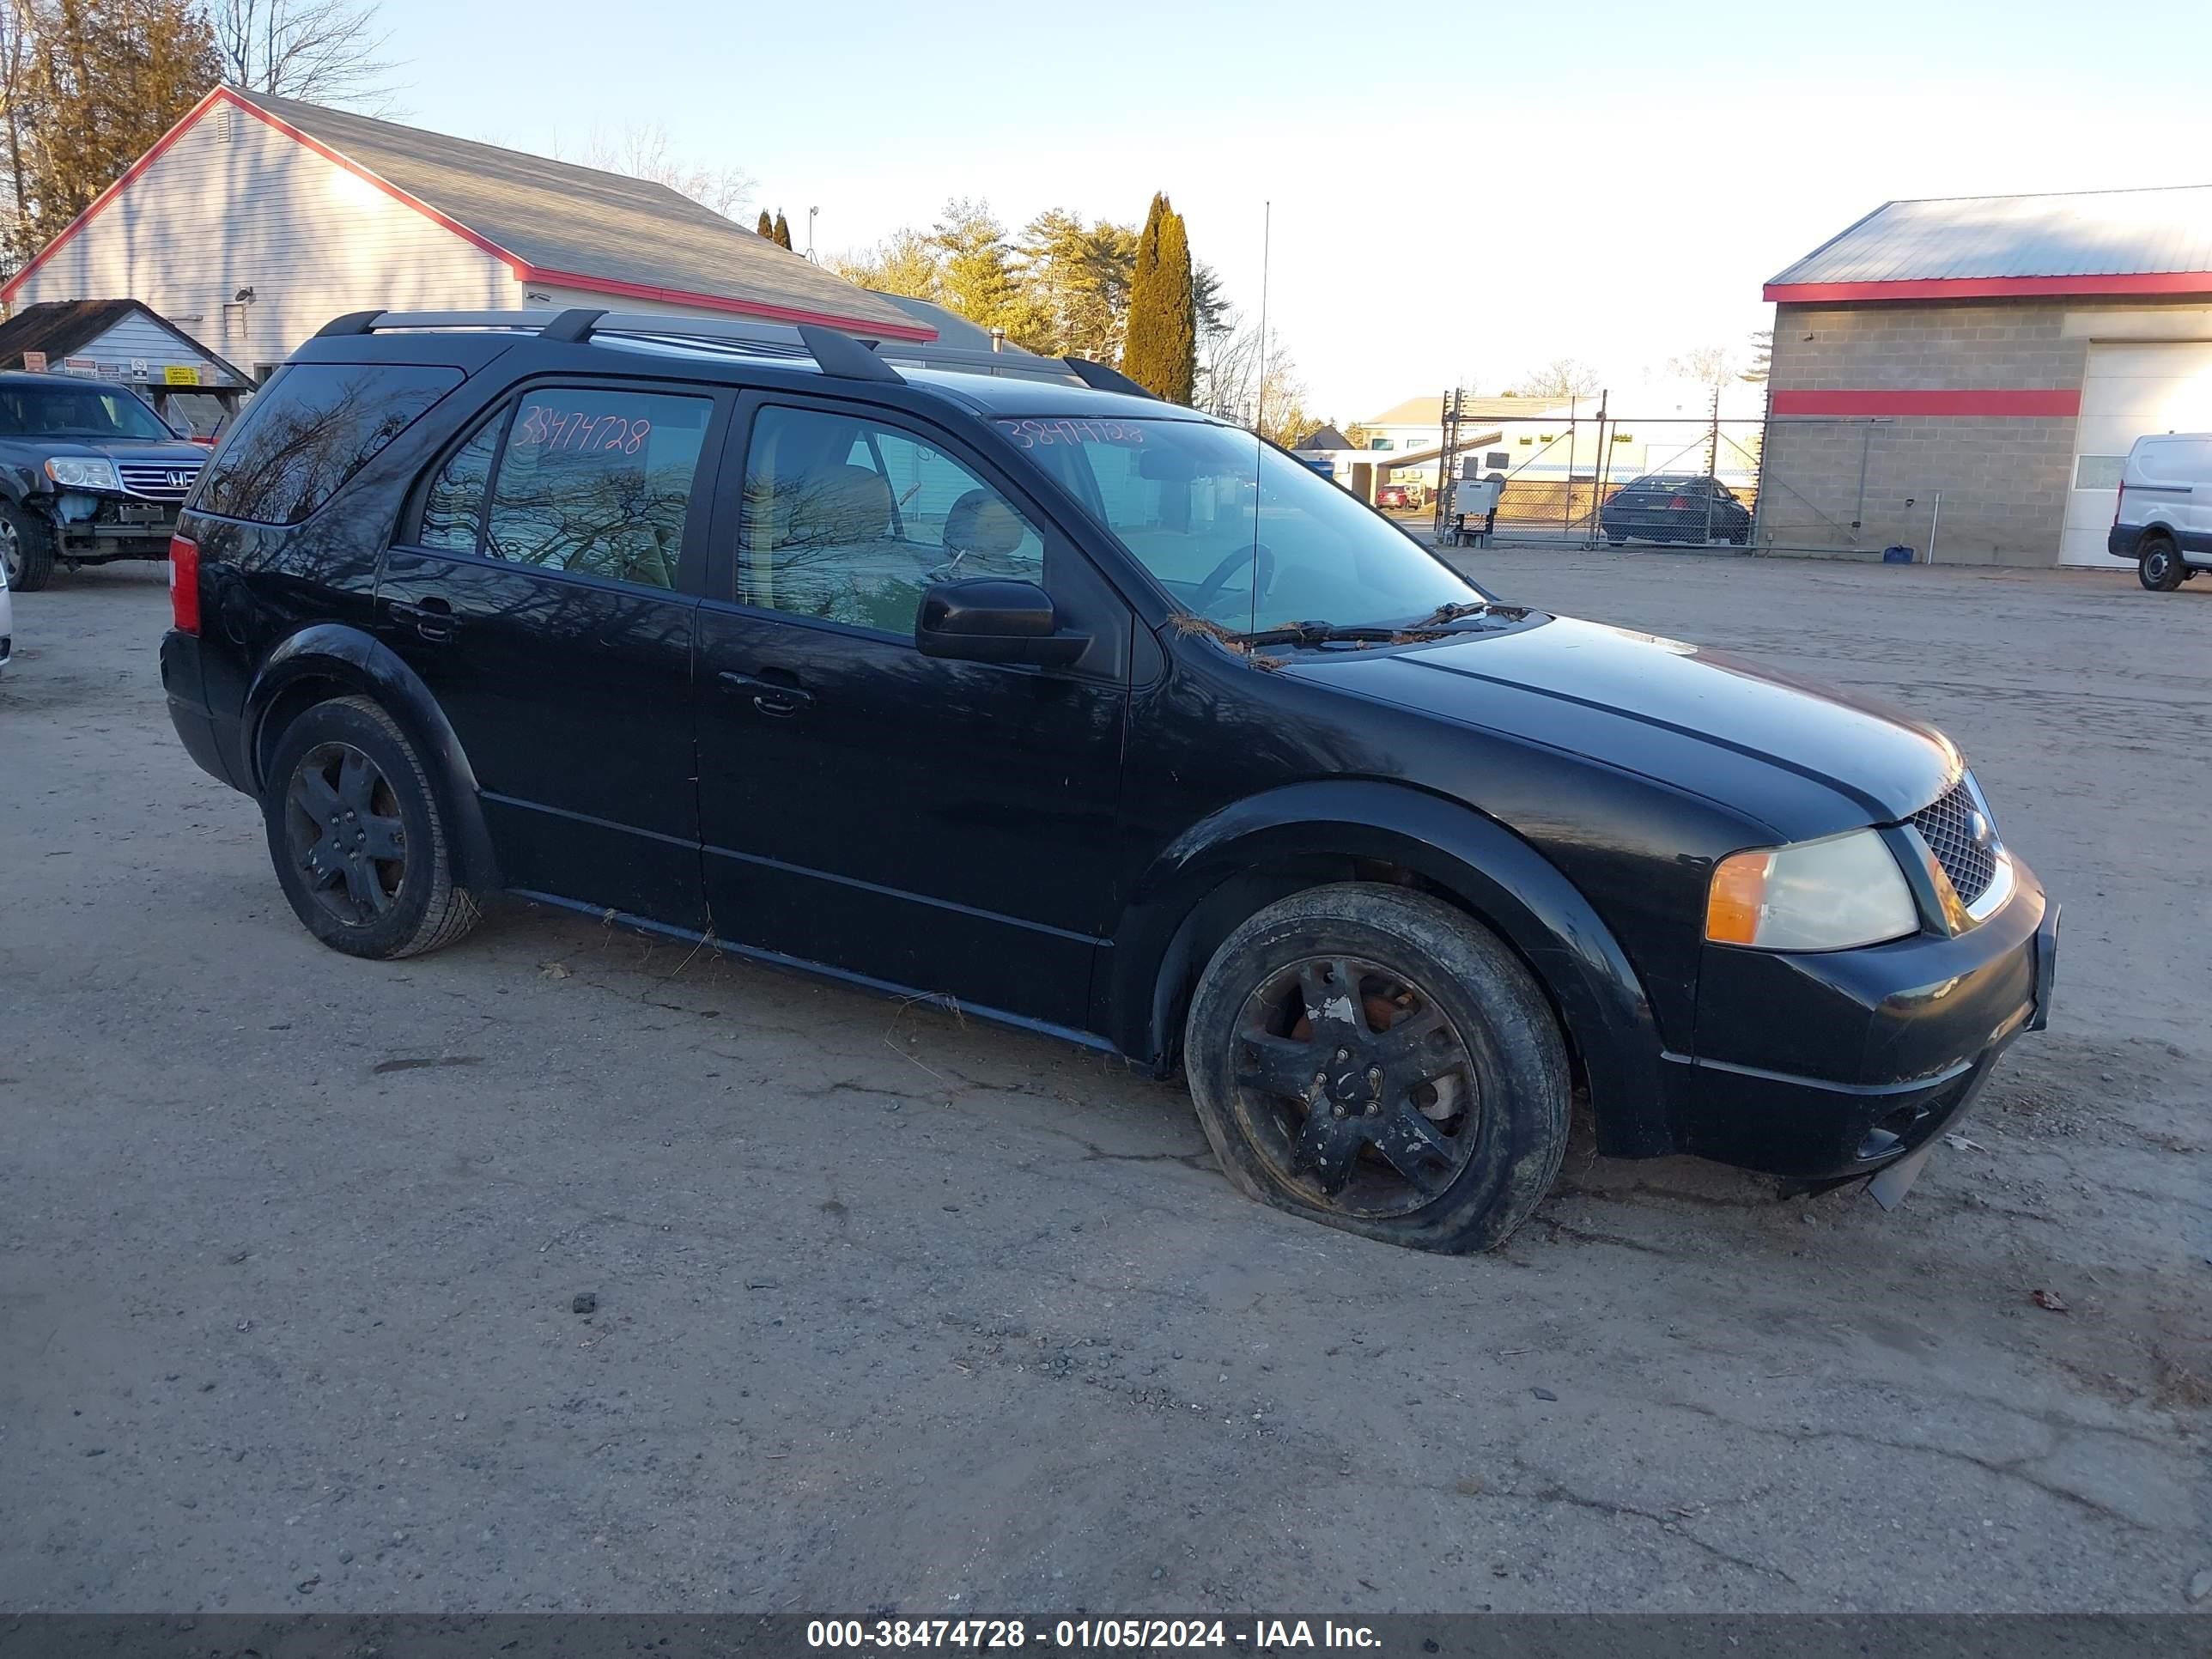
left=1454, top=477, right=1504, bottom=519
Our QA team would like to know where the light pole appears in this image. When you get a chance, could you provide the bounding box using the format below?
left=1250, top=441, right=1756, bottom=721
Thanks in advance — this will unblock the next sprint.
left=807, top=206, right=817, bottom=262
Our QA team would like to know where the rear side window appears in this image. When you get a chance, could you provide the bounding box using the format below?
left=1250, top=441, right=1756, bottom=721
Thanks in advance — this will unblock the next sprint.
left=198, top=362, right=461, bottom=525
left=423, top=387, right=713, bottom=590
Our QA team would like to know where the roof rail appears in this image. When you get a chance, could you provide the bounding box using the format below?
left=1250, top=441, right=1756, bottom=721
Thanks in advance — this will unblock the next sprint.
left=304, top=310, right=1174, bottom=401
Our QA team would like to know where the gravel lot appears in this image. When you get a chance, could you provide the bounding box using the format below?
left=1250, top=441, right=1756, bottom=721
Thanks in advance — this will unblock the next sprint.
left=1, top=550, right=2205, bottom=1614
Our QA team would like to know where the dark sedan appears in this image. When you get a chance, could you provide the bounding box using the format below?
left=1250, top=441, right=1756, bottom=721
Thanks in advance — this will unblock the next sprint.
left=1603, top=472, right=1752, bottom=546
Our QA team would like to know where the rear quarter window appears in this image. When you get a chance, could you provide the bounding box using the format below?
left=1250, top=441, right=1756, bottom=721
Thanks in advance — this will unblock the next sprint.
left=197, top=362, right=462, bottom=525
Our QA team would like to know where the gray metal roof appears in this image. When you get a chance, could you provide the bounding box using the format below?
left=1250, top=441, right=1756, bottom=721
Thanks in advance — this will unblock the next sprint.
left=866, top=291, right=1039, bottom=355
left=232, top=90, right=926, bottom=337
left=1769, top=185, right=2212, bottom=288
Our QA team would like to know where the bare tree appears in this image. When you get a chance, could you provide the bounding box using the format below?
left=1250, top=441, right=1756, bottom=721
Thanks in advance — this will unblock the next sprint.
left=1511, top=356, right=1600, bottom=399
left=215, top=0, right=398, bottom=110
left=566, top=123, right=752, bottom=222
left=1666, top=344, right=1737, bottom=387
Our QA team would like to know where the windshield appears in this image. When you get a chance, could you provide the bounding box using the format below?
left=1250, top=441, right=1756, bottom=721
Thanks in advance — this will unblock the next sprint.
left=1001, top=416, right=1484, bottom=633
left=0, top=384, right=173, bottom=441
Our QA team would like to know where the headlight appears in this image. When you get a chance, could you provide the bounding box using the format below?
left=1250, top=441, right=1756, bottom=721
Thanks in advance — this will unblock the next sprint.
left=46, top=456, right=121, bottom=491
left=1705, top=828, right=1918, bottom=951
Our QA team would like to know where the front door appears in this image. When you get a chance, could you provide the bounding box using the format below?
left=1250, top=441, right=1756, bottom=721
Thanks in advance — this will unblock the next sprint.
left=375, top=380, right=727, bottom=928
left=692, top=398, right=1131, bottom=1034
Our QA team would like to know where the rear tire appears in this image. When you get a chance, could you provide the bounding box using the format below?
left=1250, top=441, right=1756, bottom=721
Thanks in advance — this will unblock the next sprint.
left=1182, top=883, right=1571, bottom=1254
left=2138, top=536, right=2184, bottom=592
left=261, top=696, right=482, bottom=959
left=0, top=500, right=55, bottom=592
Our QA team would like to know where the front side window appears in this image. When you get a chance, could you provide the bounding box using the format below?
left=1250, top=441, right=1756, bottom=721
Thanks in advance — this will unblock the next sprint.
left=739, top=405, right=1044, bottom=634
left=478, top=388, right=712, bottom=589
left=198, top=362, right=460, bottom=525
left=1005, top=416, right=1480, bottom=633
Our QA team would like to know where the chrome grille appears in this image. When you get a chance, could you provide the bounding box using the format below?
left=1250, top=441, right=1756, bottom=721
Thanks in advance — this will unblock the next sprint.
left=116, top=461, right=204, bottom=501
left=1911, top=782, right=1997, bottom=906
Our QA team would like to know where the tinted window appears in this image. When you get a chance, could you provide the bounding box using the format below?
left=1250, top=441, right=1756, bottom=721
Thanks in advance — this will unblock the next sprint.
left=198, top=362, right=460, bottom=525
left=481, top=388, right=710, bottom=589
left=416, top=413, right=499, bottom=551
left=0, top=383, right=172, bottom=440
left=739, top=405, right=1043, bottom=634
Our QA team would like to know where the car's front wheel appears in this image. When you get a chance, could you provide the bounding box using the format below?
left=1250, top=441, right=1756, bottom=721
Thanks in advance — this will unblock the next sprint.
left=2138, top=537, right=2185, bottom=592
left=1183, top=883, right=1571, bottom=1253
left=261, top=696, right=483, bottom=959
left=0, top=500, right=55, bottom=592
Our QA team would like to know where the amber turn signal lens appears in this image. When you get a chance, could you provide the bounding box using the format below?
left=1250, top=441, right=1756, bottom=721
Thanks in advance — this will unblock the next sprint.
left=1705, top=849, right=1773, bottom=945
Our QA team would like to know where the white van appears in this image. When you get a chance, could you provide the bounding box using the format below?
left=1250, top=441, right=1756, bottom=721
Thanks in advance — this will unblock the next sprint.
left=2109, top=433, right=2212, bottom=591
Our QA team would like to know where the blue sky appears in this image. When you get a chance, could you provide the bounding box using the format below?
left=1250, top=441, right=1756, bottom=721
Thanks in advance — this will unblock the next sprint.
left=380, top=0, right=2212, bottom=421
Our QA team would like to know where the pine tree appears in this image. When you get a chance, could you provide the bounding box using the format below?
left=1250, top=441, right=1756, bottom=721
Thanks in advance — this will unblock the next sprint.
left=772, top=210, right=793, bottom=250
left=757, top=209, right=774, bottom=240
left=1121, top=193, right=1194, bottom=404
left=930, top=198, right=1047, bottom=347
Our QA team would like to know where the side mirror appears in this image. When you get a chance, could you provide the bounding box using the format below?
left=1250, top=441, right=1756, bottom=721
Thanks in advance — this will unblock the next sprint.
left=916, top=578, right=1088, bottom=667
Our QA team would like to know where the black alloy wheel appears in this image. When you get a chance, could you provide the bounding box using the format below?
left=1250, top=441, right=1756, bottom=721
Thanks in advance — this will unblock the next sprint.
left=283, top=740, right=409, bottom=925
left=1231, top=956, right=1479, bottom=1218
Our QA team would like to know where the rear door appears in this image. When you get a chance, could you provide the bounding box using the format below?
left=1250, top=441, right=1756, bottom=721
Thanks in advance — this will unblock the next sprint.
left=376, top=379, right=729, bottom=928
left=690, top=394, right=1132, bottom=1033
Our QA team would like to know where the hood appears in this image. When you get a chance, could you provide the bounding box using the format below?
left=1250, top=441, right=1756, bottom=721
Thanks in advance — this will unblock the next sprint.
left=22, top=436, right=207, bottom=464
left=1287, top=613, right=1960, bottom=827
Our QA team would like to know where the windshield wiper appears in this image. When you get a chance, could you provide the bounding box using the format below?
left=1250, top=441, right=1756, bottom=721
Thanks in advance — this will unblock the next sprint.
left=1237, top=602, right=1498, bottom=649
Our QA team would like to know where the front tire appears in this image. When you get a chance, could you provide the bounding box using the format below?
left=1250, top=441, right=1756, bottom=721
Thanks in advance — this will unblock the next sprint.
left=1183, top=883, right=1571, bottom=1253
left=261, top=696, right=482, bottom=959
left=0, top=500, right=55, bottom=592
left=2138, top=537, right=2184, bottom=592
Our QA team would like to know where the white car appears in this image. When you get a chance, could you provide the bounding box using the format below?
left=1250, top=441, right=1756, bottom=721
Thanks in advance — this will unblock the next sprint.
left=2108, top=432, right=2212, bottom=592
left=0, top=548, right=12, bottom=677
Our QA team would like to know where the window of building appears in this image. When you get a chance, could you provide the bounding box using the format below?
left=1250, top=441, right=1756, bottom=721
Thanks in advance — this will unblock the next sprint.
left=477, top=388, right=712, bottom=589
left=2073, top=454, right=2125, bottom=491
left=198, top=362, right=460, bottom=526
left=739, top=405, right=1043, bottom=634
left=1368, top=438, right=1395, bottom=451
left=1485, top=451, right=1510, bottom=469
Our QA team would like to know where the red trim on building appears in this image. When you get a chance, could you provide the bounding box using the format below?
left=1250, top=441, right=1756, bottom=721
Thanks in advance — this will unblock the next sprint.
left=1771, top=388, right=2081, bottom=418
left=3, top=88, right=935, bottom=343
left=1765, top=271, right=2212, bottom=304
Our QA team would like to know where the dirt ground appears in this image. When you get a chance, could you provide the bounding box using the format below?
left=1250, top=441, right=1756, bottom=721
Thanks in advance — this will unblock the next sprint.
left=0, top=550, right=2204, bottom=1615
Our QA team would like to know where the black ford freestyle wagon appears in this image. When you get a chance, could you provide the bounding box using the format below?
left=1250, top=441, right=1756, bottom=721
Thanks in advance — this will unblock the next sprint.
left=161, top=308, right=2057, bottom=1252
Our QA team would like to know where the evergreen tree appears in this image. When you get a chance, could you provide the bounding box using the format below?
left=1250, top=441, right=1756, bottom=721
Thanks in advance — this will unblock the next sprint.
left=757, top=209, right=774, bottom=240
left=7, top=0, right=220, bottom=257
left=771, top=210, right=793, bottom=250
left=1121, top=192, right=1194, bottom=404
left=930, top=198, right=1047, bottom=347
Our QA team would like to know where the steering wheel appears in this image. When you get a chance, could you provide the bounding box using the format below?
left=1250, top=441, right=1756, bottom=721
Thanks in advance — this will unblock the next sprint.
left=1191, top=542, right=1275, bottom=617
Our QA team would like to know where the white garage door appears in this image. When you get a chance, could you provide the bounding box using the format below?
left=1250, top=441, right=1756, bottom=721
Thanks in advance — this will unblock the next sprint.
left=2062, top=341, right=2212, bottom=564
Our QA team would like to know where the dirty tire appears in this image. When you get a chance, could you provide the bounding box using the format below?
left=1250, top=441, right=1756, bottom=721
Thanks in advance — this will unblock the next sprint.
left=261, top=695, right=482, bottom=959
left=1183, top=882, right=1570, bottom=1253
left=1, top=499, right=55, bottom=592
left=2137, top=536, right=2184, bottom=592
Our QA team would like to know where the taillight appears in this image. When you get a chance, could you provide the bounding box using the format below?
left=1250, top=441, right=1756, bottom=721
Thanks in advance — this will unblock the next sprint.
left=169, top=534, right=200, bottom=635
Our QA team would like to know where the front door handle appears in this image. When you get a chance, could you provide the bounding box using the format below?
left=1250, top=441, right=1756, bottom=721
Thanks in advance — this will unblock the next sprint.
left=389, top=597, right=457, bottom=642
left=718, top=668, right=814, bottom=718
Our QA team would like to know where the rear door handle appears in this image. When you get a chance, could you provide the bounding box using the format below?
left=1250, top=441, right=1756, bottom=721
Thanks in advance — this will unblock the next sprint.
left=718, top=669, right=813, bottom=717
left=389, top=597, right=457, bottom=642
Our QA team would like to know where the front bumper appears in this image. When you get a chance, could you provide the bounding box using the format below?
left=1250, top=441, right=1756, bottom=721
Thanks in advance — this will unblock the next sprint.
left=1664, top=858, right=2055, bottom=1178
left=46, top=495, right=180, bottom=563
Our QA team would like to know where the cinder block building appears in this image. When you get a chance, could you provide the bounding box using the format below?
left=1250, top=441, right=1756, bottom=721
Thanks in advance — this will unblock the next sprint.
left=1759, top=186, right=2212, bottom=566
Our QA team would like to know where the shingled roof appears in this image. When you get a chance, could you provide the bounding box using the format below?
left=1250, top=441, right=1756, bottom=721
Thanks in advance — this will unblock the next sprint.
left=0, top=298, right=249, bottom=382
left=4, top=88, right=932, bottom=341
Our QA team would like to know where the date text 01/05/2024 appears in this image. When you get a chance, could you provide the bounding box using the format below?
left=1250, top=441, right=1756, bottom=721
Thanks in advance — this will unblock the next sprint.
left=805, top=1619, right=1387, bottom=1651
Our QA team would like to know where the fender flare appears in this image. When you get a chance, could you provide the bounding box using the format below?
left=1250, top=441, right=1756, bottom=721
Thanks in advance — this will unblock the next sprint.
left=1110, top=778, right=1672, bottom=1158
left=243, top=623, right=501, bottom=890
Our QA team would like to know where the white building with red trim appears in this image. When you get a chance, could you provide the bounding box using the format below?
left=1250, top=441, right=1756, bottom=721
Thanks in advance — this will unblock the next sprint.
left=0, top=88, right=933, bottom=379
left=1759, top=185, right=2212, bottom=566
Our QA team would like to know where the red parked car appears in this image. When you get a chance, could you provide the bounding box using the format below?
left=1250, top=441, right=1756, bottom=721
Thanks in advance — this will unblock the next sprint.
left=1375, top=482, right=1416, bottom=510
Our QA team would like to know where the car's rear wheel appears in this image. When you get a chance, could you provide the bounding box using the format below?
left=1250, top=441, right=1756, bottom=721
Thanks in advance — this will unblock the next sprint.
left=2138, top=537, right=2185, bottom=592
left=261, top=696, right=482, bottom=959
left=0, top=500, right=55, bottom=592
left=1182, top=883, right=1571, bottom=1253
